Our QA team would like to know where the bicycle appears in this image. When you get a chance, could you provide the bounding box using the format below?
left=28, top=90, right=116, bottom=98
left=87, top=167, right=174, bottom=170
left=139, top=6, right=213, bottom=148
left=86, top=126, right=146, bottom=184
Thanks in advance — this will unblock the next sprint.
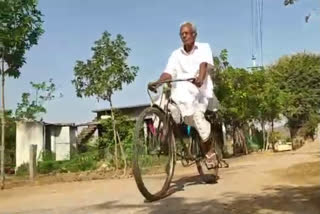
left=132, top=78, right=227, bottom=202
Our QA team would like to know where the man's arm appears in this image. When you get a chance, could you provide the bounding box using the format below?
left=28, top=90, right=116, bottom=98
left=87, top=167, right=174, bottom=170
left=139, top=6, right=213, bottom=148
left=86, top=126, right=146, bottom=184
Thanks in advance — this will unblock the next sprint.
left=194, top=62, right=208, bottom=87
left=194, top=43, right=214, bottom=88
left=149, top=51, right=176, bottom=91
left=148, top=72, right=172, bottom=92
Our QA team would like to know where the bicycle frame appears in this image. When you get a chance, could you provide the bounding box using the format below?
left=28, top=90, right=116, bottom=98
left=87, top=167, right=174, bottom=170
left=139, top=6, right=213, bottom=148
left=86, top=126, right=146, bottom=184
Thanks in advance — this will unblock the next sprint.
left=146, top=78, right=202, bottom=166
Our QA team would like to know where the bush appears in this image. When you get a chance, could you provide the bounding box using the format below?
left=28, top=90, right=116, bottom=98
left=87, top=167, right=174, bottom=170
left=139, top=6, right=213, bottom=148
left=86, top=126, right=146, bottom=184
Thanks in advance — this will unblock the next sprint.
left=16, top=163, right=29, bottom=176
left=64, top=150, right=98, bottom=172
left=41, top=151, right=56, bottom=161
left=37, top=150, right=99, bottom=174
left=269, top=131, right=282, bottom=144
left=246, top=131, right=264, bottom=152
left=38, top=160, right=63, bottom=174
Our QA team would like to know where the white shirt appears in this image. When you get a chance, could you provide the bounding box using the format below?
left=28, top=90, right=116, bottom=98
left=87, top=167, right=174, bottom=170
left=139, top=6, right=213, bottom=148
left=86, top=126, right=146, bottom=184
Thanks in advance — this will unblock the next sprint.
left=163, top=42, right=214, bottom=104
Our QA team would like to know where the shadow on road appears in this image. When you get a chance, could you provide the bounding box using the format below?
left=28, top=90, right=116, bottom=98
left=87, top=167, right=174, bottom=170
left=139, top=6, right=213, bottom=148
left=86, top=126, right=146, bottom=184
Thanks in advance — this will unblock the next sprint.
left=78, top=185, right=320, bottom=214
left=164, top=175, right=214, bottom=197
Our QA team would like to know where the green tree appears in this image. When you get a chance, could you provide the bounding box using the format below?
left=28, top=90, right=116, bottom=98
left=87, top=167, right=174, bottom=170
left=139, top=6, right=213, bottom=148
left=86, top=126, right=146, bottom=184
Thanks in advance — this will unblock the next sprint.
left=212, top=49, right=229, bottom=76
left=15, top=79, right=62, bottom=120
left=214, top=55, right=287, bottom=153
left=248, top=68, right=288, bottom=149
left=270, top=52, right=320, bottom=138
left=215, top=66, right=252, bottom=154
left=72, top=31, right=138, bottom=175
left=0, top=0, right=44, bottom=189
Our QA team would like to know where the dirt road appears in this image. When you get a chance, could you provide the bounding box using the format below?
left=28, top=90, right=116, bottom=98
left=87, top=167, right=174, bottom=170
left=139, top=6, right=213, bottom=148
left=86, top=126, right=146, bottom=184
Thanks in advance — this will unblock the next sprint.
left=0, top=140, right=319, bottom=214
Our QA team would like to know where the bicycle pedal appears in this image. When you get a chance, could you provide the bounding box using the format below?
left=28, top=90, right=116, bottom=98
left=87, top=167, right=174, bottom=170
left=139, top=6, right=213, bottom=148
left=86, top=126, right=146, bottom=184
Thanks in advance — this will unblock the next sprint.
left=204, top=161, right=218, bottom=170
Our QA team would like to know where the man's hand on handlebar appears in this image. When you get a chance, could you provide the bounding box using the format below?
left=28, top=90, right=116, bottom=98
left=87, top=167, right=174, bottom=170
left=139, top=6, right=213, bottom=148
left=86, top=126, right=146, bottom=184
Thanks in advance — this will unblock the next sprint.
left=193, top=76, right=204, bottom=88
left=148, top=81, right=160, bottom=93
left=148, top=78, right=196, bottom=92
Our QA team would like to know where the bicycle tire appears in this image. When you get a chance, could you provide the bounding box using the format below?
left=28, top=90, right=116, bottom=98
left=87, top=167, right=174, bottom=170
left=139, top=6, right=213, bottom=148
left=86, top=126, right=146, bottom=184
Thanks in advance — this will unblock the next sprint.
left=132, top=107, right=176, bottom=201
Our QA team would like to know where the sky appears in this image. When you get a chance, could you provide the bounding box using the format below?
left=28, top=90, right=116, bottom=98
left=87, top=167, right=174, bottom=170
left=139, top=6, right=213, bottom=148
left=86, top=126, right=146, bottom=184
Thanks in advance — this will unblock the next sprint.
left=5, top=0, right=320, bottom=123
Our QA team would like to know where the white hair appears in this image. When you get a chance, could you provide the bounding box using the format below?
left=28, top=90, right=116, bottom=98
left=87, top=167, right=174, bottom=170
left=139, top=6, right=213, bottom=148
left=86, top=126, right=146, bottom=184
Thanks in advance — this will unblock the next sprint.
left=180, top=21, right=197, bottom=35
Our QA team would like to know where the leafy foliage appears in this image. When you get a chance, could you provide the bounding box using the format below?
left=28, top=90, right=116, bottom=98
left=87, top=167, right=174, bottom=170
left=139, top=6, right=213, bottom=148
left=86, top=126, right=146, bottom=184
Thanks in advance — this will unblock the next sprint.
left=15, top=79, right=62, bottom=120
left=215, top=66, right=252, bottom=125
left=247, top=68, right=289, bottom=128
left=269, top=52, right=320, bottom=137
left=72, top=31, right=138, bottom=173
left=72, top=31, right=138, bottom=102
left=37, top=150, right=99, bottom=174
left=0, top=0, right=44, bottom=77
left=97, top=112, right=135, bottom=164
left=216, top=50, right=320, bottom=140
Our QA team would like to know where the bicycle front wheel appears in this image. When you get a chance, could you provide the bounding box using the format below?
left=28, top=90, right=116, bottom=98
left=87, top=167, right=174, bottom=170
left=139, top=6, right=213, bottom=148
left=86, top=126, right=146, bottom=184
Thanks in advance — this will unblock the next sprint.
left=132, top=107, right=176, bottom=201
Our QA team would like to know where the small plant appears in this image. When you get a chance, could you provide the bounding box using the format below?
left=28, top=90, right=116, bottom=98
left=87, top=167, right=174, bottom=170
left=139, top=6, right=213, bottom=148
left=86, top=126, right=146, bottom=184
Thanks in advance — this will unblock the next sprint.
left=41, top=151, right=56, bottom=161
left=64, top=151, right=99, bottom=172
left=269, top=132, right=283, bottom=144
left=37, top=160, right=62, bottom=174
left=37, top=150, right=99, bottom=174
left=16, top=163, right=29, bottom=177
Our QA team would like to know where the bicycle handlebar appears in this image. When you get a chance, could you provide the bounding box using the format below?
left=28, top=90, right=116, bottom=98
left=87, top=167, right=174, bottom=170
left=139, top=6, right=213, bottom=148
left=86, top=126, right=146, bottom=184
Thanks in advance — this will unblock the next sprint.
left=155, top=78, right=195, bottom=85
left=147, top=78, right=195, bottom=105
left=148, top=78, right=195, bottom=90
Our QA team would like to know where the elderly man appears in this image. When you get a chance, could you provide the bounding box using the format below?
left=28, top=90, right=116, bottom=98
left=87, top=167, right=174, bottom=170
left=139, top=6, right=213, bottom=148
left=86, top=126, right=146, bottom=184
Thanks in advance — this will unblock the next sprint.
left=149, top=22, right=217, bottom=167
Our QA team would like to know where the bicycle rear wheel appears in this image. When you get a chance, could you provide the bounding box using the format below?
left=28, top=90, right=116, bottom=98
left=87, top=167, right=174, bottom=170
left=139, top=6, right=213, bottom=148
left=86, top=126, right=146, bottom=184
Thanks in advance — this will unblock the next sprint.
left=132, top=107, right=176, bottom=201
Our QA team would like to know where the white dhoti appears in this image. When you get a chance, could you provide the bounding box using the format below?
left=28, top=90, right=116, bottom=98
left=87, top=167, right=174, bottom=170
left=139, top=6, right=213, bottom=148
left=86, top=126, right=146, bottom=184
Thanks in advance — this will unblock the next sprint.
left=171, top=82, right=211, bottom=142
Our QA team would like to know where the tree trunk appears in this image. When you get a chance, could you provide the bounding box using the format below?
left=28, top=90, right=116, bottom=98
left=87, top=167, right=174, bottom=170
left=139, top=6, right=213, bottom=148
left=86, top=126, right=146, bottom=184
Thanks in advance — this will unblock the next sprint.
left=249, top=123, right=252, bottom=141
left=232, top=125, right=236, bottom=155
left=261, top=119, right=266, bottom=150
left=1, top=52, right=5, bottom=190
left=233, top=125, right=248, bottom=155
left=116, top=131, right=127, bottom=176
left=265, top=130, right=270, bottom=150
left=109, top=99, right=118, bottom=170
left=239, top=127, right=248, bottom=155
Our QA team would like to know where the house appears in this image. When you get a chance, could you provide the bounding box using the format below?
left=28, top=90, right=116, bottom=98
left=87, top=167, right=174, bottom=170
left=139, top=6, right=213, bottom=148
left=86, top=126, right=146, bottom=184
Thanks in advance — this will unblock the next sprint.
left=92, top=104, right=150, bottom=121
left=16, top=121, right=77, bottom=168
left=92, top=94, right=220, bottom=121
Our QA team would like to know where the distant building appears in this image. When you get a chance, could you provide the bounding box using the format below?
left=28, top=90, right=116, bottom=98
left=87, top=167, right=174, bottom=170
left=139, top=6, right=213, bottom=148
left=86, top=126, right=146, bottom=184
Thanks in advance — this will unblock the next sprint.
left=16, top=121, right=77, bottom=168
left=92, top=95, right=220, bottom=120
left=92, top=104, right=150, bottom=121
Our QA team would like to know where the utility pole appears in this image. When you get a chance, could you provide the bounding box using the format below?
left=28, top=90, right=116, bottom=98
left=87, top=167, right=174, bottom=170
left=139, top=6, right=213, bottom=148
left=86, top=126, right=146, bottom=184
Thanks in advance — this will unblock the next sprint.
left=252, top=55, right=256, bottom=68
left=0, top=42, right=5, bottom=190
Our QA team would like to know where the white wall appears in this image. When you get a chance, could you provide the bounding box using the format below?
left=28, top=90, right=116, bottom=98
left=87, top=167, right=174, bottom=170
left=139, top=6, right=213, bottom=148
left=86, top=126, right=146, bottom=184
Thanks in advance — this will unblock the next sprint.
left=16, top=121, right=44, bottom=168
left=54, top=126, right=71, bottom=161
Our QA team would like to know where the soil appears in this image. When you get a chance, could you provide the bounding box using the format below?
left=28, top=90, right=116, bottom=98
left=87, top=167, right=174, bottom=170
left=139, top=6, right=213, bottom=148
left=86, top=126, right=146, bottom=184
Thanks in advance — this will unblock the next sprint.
left=0, top=139, right=319, bottom=214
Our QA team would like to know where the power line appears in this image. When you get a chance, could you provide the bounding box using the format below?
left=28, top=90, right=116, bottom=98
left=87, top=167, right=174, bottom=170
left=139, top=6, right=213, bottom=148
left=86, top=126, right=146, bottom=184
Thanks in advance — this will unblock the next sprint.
left=251, top=0, right=254, bottom=57
left=260, top=0, right=264, bottom=66
left=251, top=0, right=264, bottom=68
